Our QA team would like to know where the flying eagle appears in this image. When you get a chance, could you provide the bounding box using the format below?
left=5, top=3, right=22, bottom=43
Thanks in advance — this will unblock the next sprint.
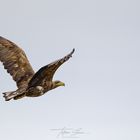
left=0, top=36, right=75, bottom=101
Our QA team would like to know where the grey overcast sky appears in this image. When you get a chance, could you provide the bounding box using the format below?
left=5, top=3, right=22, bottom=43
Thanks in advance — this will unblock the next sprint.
left=0, top=0, right=140, bottom=140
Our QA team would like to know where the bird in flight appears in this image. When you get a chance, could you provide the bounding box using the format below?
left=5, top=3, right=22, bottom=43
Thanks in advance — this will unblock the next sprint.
left=0, top=36, right=75, bottom=101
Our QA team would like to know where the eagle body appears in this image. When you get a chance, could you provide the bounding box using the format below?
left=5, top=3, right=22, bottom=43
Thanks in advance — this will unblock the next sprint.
left=0, top=36, right=74, bottom=101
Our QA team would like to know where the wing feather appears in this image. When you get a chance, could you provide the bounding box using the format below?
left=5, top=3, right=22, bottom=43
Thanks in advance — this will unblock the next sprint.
left=28, top=49, right=75, bottom=87
left=0, top=36, right=35, bottom=88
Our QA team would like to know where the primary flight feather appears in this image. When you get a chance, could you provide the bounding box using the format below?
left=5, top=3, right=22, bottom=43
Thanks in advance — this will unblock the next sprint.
left=0, top=36, right=75, bottom=101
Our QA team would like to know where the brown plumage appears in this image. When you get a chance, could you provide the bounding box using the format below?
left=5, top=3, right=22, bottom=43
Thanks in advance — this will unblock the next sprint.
left=0, top=36, right=75, bottom=101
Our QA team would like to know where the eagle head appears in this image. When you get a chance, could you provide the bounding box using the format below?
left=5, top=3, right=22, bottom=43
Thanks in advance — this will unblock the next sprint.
left=53, top=80, right=65, bottom=88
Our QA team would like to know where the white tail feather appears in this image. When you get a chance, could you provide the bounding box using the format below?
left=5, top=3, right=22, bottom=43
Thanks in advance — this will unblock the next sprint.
left=3, top=91, right=18, bottom=101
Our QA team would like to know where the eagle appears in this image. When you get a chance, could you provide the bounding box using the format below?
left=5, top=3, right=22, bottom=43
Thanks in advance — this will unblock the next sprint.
left=0, top=36, right=75, bottom=101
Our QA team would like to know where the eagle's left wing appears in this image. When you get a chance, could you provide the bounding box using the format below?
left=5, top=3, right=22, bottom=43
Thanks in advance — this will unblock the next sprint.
left=0, top=36, right=35, bottom=88
left=28, top=49, right=75, bottom=88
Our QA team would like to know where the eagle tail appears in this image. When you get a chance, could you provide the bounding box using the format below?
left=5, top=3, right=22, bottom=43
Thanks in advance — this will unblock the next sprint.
left=3, top=91, right=20, bottom=101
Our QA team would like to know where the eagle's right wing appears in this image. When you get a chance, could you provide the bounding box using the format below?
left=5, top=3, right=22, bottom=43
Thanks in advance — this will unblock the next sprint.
left=0, top=36, right=35, bottom=88
left=28, top=49, right=75, bottom=88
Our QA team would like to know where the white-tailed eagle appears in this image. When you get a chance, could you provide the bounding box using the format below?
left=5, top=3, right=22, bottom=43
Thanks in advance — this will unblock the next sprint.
left=0, top=36, right=75, bottom=101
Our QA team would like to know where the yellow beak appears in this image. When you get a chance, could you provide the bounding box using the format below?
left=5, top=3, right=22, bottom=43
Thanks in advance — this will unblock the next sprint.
left=57, top=82, right=65, bottom=87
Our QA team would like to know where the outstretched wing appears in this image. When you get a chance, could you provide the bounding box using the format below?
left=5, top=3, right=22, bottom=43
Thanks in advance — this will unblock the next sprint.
left=28, top=49, right=75, bottom=87
left=0, top=36, right=35, bottom=88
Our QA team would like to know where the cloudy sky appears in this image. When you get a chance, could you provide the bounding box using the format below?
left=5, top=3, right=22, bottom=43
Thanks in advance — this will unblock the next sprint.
left=0, top=0, right=140, bottom=140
